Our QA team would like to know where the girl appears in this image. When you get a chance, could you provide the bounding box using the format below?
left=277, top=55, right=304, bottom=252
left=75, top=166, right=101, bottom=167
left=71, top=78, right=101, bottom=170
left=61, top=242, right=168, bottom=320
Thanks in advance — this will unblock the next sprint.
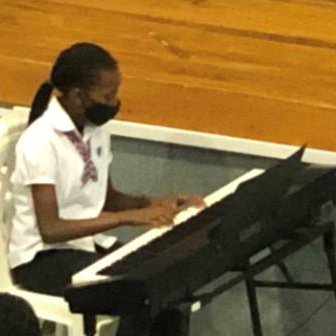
left=8, top=42, right=203, bottom=335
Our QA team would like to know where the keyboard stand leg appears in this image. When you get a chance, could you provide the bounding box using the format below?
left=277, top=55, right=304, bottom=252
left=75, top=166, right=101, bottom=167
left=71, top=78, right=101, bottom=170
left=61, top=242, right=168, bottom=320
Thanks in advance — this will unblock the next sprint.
left=244, top=266, right=263, bottom=336
left=173, top=307, right=190, bottom=336
left=148, top=307, right=190, bottom=336
left=269, top=245, right=295, bottom=283
left=83, top=314, right=96, bottom=336
left=177, top=306, right=191, bottom=336
left=323, top=224, right=336, bottom=301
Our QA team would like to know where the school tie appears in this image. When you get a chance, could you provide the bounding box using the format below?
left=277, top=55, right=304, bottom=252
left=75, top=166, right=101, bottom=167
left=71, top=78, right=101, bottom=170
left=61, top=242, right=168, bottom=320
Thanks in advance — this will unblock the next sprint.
left=62, top=130, right=98, bottom=186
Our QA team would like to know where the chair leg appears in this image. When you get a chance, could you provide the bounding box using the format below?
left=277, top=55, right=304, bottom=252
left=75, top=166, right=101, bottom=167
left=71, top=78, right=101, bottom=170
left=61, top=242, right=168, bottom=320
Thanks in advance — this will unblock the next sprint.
left=68, top=315, right=85, bottom=336
left=54, top=323, right=67, bottom=336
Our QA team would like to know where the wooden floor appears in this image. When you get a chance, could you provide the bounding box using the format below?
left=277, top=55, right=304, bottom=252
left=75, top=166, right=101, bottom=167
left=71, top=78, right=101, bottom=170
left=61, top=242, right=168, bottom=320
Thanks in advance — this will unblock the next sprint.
left=1, top=0, right=336, bottom=150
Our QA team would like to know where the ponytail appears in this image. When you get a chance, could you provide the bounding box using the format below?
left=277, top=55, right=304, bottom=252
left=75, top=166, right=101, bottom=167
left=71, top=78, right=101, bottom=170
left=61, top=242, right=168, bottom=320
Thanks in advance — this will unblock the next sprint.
left=28, top=81, right=54, bottom=125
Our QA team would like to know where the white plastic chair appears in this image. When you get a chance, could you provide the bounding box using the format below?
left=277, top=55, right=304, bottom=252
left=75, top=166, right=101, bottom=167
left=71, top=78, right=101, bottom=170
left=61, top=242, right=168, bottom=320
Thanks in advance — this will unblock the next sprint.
left=0, top=107, right=12, bottom=117
left=0, top=109, right=115, bottom=335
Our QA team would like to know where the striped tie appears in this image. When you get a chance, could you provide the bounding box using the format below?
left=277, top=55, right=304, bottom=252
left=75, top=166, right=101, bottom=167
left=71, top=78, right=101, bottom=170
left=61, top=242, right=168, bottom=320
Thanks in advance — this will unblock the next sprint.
left=63, top=130, right=98, bottom=186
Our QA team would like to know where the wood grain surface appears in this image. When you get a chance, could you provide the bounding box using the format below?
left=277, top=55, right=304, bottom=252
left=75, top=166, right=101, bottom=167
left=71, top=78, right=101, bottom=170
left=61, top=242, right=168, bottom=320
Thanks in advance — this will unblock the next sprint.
left=0, top=0, right=335, bottom=150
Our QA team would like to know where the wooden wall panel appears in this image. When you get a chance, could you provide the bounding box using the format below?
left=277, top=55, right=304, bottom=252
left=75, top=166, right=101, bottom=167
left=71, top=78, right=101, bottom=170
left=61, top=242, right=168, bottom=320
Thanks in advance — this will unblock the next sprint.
left=0, top=0, right=336, bottom=150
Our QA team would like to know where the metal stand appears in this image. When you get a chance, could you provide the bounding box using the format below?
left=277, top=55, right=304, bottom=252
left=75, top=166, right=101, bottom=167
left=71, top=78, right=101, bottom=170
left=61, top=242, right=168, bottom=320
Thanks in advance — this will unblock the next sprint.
left=192, top=222, right=336, bottom=336
left=243, top=222, right=336, bottom=336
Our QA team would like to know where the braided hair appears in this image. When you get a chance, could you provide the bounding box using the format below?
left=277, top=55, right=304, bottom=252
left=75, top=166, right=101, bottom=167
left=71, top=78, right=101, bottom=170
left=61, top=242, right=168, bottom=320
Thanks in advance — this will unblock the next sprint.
left=28, top=42, right=118, bottom=125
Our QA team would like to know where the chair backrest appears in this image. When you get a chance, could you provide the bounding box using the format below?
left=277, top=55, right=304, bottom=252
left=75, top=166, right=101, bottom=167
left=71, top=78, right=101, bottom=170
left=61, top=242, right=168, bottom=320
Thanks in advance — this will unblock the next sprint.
left=0, top=111, right=28, bottom=289
left=0, top=107, right=12, bottom=117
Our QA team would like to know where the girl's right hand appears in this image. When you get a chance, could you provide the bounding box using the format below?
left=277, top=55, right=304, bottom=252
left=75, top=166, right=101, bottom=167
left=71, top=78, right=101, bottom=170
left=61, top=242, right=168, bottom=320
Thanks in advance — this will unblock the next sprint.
left=125, top=205, right=180, bottom=228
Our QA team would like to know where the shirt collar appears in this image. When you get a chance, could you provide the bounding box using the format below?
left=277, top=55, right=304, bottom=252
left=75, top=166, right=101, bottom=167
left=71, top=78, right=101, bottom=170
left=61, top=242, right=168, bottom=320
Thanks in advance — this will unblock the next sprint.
left=44, top=96, right=96, bottom=141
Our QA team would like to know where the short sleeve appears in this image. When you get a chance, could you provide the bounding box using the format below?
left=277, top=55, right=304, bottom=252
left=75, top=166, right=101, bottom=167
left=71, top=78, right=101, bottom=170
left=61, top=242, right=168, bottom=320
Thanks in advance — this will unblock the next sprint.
left=13, top=136, right=57, bottom=186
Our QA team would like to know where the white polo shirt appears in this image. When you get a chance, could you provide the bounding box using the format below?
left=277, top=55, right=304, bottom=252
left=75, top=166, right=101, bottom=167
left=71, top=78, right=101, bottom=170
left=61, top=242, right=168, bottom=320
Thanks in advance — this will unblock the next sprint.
left=8, top=97, right=113, bottom=269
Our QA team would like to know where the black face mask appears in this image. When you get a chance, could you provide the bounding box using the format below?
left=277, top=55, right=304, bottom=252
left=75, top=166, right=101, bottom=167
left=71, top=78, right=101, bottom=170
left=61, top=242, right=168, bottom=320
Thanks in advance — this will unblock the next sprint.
left=84, top=100, right=120, bottom=126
